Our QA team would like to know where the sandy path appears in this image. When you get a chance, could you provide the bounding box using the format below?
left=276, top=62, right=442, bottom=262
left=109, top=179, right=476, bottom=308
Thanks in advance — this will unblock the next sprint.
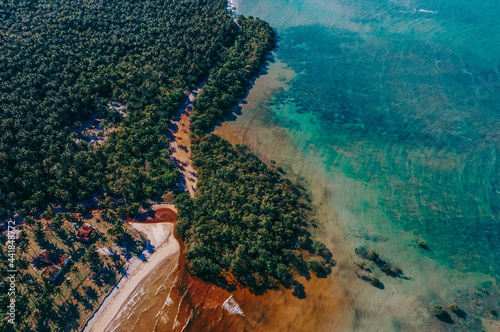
left=84, top=222, right=180, bottom=332
left=168, top=91, right=199, bottom=197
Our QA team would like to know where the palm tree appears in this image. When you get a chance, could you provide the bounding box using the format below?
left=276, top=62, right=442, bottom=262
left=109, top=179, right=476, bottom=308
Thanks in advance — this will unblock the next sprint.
left=83, top=245, right=103, bottom=273
left=53, top=286, right=63, bottom=299
left=70, top=265, right=80, bottom=280
left=34, top=221, right=45, bottom=243
left=17, top=257, right=29, bottom=276
left=24, top=216, right=35, bottom=227
left=19, top=240, right=29, bottom=256
left=76, top=203, right=86, bottom=215
left=64, top=277, right=72, bottom=289
left=117, top=205, right=127, bottom=219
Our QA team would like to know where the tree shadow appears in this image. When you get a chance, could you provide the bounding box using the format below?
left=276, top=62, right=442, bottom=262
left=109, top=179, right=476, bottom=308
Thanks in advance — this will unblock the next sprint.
left=91, top=264, right=117, bottom=287
left=315, top=264, right=333, bottom=279
left=358, top=273, right=385, bottom=290
left=84, top=285, right=99, bottom=302
left=455, top=309, right=467, bottom=319
left=144, top=239, right=155, bottom=254
left=53, top=301, right=81, bottom=331
left=291, top=280, right=306, bottom=299
left=437, top=312, right=454, bottom=324
left=296, top=261, right=312, bottom=281
left=419, top=244, right=430, bottom=251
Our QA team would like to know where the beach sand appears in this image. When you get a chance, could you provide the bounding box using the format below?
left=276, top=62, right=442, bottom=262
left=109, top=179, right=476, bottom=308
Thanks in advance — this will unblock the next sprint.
left=98, top=60, right=354, bottom=331
left=102, top=240, right=353, bottom=332
left=84, top=219, right=180, bottom=332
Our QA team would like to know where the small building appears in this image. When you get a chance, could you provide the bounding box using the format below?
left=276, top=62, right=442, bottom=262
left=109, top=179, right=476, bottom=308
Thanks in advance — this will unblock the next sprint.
left=76, top=223, right=94, bottom=242
left=34, top=250, right=69, bottom=266
left=34, top=250, right=70, bottom=281
left=34, top=250, right=60, bottom=267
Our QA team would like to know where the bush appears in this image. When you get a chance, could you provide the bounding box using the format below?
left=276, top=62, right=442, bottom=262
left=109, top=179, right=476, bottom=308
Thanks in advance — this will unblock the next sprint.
left=370, top=276, right=381, bottom=287
left=418, top=239, right=428, bottom=249
left=431, top=304, right=444, bottom=317
left=367, top=249, right=379, bottom=262
left=306, top=259, right=325, bottom=273
left=392, top=266, right=402, bottom=276
left=447, top=302, right=460, bottom=312
left=382, top=264, right=392, bottom=274
left=312, top=241, right=327, bottom=255
left=127, top=203, right=141, bottom=216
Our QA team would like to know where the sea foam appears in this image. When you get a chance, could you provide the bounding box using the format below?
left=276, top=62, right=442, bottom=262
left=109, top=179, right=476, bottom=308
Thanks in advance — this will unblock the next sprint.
left=222, top=295, right=244, bottom=315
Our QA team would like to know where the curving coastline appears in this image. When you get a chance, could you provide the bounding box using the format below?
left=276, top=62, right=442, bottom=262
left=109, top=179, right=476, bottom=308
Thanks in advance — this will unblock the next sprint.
left=84, top=207, right=180, bottom=332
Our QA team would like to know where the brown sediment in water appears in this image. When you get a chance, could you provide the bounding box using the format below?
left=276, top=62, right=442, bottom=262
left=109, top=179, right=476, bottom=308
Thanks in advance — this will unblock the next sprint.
left=97, top=60, right=355, bottom=332
left=96, top=50, right=500, bottom=332
left=131, top=231, right=353, bottom=332
left=154, top=208, right=177, bottom=222
left=212, top=56, right=500, bottom=331
left=147, top=59, right=354, bottom=332
left=209, top=58, right=365, bottom=330
left=85, top=206, right=180, bottom=332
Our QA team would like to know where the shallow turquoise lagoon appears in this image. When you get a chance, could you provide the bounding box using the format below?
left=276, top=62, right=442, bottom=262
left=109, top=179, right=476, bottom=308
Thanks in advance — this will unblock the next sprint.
left=226, top=0, right=500, bottom=329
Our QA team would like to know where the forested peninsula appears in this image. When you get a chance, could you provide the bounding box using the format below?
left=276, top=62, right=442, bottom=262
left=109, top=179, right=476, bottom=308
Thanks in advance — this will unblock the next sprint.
left=178, top=17, right=332, bottom=292
left=0, top=0, right=331, bottom=330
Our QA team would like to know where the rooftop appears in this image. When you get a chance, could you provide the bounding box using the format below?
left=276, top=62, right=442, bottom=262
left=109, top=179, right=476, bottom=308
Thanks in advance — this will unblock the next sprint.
left=76, top=223, right=94, bottom=242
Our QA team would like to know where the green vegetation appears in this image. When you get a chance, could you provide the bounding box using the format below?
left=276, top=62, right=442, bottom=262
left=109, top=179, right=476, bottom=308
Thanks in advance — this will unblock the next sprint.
left=176, top=135, right=331, bottom=291
left=0, top=0, right=241, bottom=330
left=355, top=247, right=405, bottom=278
left=190, top=15, right=276, bottom=135
left=0, top=0, right=332, bottom=329
left=82, top=245, right=103, bottom=273
left=369, top=276, right=381, bottom=287
left=418, top=239, right=429, bottom=250
left=392, top=265, right=402, bottom=276
left=367, top=249, right=380, bottom=262
left=306, top=260, right=325, bottom=273
left=175, top=13, right=331, bottom=293
left=447, top=302, right=461, bottom=313
left=0, top=210, right=145, bottom=331
left=432, top=304, right=445, bottom=317
left=0, top=0, right=237, bottom=217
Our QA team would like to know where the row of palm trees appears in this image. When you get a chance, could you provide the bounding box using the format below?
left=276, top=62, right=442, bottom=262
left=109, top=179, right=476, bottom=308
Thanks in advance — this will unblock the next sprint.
left=1, top=207, right=146, bottom=330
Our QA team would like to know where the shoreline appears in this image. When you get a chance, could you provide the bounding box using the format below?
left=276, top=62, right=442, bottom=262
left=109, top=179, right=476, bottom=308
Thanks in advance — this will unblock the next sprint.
left=83, top=212, right=180, bottom=332
left=212, top=50, right=500, bottom=330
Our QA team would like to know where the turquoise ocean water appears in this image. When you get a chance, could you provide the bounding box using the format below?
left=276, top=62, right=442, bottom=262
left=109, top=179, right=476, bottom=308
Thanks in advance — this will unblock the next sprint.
left=219, top=0, right=500, bottom=330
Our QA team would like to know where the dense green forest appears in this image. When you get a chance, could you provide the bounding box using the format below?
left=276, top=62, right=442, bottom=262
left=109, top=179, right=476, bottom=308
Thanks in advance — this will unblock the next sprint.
left=177, top=16, right=331, bottom=292
left=190, top=15, right=276, bottom=135
left=0, top=0, right=237, bottom=217
left=176, top=135, right=331, bottom=291
left=0, top=0, right=333, bottom=328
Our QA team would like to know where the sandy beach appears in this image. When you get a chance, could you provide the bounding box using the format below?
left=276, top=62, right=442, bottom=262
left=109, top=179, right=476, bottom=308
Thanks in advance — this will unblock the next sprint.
left=84, top=217, right=180, bottom=332
left=83, top=85, right=201, bottom=331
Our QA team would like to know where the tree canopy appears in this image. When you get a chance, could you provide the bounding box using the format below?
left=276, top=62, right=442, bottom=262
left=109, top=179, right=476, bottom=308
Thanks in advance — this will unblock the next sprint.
left=0, top=0, right=237, bottom=217
left=177, top=135, right=331, bottom=291
left=190, top=15, right=276, bottom=135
